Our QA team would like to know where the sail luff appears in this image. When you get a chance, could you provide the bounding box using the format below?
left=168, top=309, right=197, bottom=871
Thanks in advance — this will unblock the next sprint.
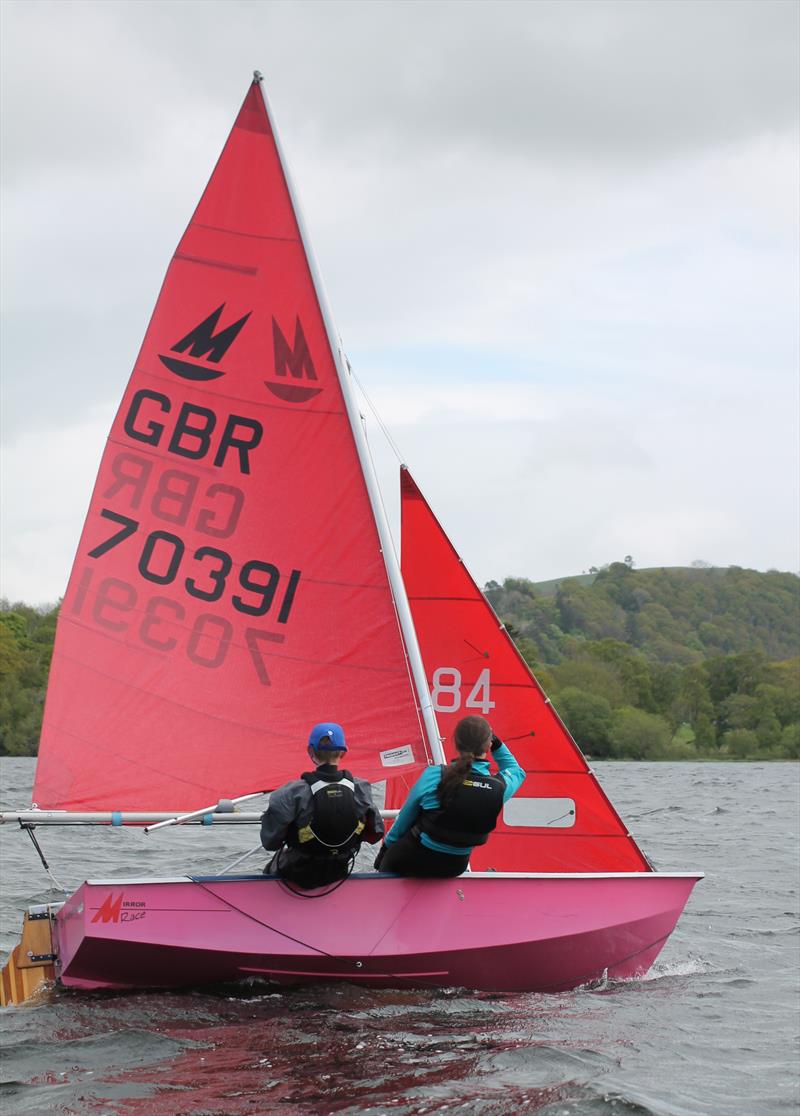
left=254, top=76, right=444, bottom=766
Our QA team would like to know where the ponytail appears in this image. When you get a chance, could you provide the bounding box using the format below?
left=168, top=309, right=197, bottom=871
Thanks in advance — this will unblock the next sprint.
left=439, top=751, right=474, bottom=803
left=438, top=715, right=492, bottom=803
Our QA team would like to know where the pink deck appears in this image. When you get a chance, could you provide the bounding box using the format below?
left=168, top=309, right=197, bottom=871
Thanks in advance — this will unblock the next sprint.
left=54, top=872, right=701, bottom=994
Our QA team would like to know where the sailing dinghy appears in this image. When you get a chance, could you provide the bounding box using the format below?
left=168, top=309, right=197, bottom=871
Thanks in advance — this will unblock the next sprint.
left=0, top=76, right=701, bottom=1005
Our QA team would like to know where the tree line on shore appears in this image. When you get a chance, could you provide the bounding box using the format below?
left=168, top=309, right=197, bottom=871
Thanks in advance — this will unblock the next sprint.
left=485, top=563, right=799, bottom=760
left=1, top=563, right=798, bottom=759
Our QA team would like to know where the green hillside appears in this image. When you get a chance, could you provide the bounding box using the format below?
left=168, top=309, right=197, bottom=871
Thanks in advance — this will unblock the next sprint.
left=485, top=564, right=799, bottom=760
left=488, top=563, right=800, bottom=664
left=1, top=564, right=798, bottom=760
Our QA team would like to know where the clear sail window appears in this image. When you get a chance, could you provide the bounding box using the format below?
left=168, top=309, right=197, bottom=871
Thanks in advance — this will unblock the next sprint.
left=503, top=798, right=576, bottom=828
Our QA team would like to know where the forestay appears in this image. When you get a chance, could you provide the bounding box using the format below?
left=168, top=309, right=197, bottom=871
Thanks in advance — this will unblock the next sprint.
left=33, top=82, right=430, bottom=813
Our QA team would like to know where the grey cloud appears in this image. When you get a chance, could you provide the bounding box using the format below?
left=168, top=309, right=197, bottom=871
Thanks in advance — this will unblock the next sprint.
left=275, top=0, right=799, bottom=161
left=315, top=0, right=799, bottom=160
left=3, top=0, right=797, bottom=185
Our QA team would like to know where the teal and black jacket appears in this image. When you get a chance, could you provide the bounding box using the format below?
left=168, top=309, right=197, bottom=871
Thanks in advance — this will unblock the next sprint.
left=385, top=744, right=526, bottom=856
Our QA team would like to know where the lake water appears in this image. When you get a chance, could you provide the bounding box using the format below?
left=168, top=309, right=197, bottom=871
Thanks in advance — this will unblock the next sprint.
left=0, top=758, right=798, bottom=1116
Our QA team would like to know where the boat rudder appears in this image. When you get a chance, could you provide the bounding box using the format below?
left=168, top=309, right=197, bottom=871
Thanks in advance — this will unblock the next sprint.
left=0, top=905, right=61, bottom=1006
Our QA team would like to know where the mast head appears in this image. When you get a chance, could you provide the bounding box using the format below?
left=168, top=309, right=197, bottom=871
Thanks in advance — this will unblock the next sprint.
left=253, top=70, right=264, bottom=84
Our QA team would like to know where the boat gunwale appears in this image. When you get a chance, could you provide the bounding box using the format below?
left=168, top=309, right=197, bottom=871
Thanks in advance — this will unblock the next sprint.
left=78, top=871, right=704, bottom=885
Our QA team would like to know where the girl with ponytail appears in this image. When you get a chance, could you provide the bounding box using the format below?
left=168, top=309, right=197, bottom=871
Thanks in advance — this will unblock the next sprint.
left=375, top=715, right=525, bottom=879
left=438, top=716, right=493, bottom=802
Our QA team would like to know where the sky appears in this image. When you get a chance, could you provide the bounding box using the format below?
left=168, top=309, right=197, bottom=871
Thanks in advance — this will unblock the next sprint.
left=1, top=0, right=798, bottom=606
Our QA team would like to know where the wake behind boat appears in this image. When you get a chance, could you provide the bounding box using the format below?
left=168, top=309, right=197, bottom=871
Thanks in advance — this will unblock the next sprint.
left=0, top=75, right=700, bottom=1005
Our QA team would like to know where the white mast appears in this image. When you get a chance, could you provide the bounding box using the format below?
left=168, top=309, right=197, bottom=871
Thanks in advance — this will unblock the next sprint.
left=255, top=74, right=445, bottom=766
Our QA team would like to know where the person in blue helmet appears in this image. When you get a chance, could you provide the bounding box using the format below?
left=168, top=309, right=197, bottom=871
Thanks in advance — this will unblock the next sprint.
left=373, top=715, right=525, bottom=878
left=260, top=722, right=384, bottom=889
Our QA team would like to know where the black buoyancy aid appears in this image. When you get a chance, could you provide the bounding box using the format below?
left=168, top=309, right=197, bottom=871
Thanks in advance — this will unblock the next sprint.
left=287, top=768, right=365, bottom=859
left=418, top=767, right=506, bottom=848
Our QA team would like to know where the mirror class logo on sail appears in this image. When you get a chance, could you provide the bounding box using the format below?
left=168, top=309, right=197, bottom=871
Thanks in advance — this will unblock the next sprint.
left=71, top=304, right=322, bottom=685
left=157, top=304, right=322, bottom=403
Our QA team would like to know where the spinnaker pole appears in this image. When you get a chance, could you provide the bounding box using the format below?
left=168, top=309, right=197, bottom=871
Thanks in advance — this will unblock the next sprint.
left=254, top=73, right=444, bottom=766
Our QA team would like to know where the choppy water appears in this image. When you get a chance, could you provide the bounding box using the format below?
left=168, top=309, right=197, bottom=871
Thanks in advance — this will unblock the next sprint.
left=0, top=759, right=798, bottom=1116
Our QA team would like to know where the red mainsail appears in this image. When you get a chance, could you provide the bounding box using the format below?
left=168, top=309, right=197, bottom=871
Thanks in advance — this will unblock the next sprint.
left=398, top=468, right=651, bottom=872
left=33, top=82, right=429, bottom=811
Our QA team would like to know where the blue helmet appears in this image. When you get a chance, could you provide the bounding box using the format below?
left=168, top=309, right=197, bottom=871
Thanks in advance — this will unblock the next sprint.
left=308, top=722, right=347, bottom=752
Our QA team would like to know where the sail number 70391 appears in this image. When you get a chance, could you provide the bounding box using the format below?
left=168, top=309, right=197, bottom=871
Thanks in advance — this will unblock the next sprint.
left=68, top=505, right=302, bottom=686
left=88, top=508, right=300, bottom=620
left=431, top=667, right=495, bottom=714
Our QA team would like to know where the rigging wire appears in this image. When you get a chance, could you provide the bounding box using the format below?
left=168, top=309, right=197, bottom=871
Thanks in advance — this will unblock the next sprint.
left=350, top=360, right=437, bottom=766
left=350, top=364, right=406, bottom=466
left=216, top=843, right=264, bottom=875
left=357, top=409, right=401, bottom=567
left=19, top=823, right=69, bottom=894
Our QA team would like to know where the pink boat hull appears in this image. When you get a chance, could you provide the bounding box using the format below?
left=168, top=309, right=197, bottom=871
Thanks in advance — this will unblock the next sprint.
left=53, top=871, right=701, bottom=994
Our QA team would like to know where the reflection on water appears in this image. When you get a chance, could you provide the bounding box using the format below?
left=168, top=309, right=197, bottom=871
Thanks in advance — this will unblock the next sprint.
left=1, top=761, right=798, bottom=1116
left=3, top=982, right=661, bottom=1115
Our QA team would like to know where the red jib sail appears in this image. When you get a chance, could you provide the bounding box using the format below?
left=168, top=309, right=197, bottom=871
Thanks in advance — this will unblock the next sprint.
left=397, top=468, right=651, bottom=872
left=33, top=81, right=429, bottom=811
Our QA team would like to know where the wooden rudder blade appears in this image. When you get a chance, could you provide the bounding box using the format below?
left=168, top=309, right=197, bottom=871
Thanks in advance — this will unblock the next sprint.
left=0, top=912, right=56, bottom=1006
